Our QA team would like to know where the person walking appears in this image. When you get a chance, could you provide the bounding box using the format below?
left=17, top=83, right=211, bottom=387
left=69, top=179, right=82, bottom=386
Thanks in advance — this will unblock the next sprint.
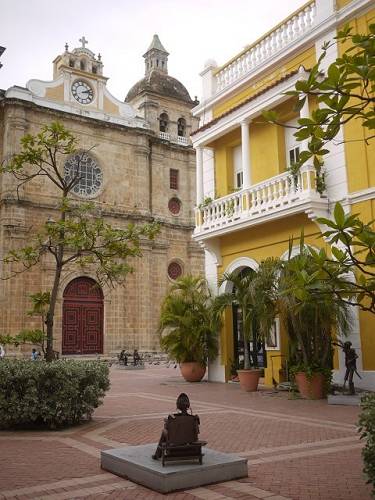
left=31, top=348, right=38, bottom=361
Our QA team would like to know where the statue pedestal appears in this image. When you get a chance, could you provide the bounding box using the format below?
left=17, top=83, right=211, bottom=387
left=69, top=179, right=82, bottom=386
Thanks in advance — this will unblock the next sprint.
left=101, top=444, right=248, bottom=493
left=328, top=394, right=361, bottom=406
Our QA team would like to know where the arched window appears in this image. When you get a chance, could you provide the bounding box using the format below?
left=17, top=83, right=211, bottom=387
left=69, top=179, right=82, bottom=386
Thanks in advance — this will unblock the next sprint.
left=69, top=59, right=75, bottom=68
left=159, top=113, right=169, bottom=133
left=177, top=118, right=186, bottom=137
left=80, top=60, right=86, bottom=71
left=92, top=65, right=97, bottom=74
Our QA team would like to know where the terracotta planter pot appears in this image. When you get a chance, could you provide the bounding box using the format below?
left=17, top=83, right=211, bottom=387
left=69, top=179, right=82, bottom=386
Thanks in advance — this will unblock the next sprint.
left=179, top=362, right=206, bottom=382
left=237, top=369, right=262, bottom=392
left=295, top=372, right=325, bottom=399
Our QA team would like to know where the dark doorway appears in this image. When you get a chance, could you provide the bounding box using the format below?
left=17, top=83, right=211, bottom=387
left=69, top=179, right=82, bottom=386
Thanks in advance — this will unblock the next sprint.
left=232, top=268, right=267, bottom=370
left=62, top=277, right=103, bottom=355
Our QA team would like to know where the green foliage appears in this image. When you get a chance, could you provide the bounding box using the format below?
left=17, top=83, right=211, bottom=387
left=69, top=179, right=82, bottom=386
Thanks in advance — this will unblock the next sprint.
left=263, top=24, right=374, bottom=184
left=358, top=393, right=375, bottom=494
left=279, top=238, right=351, bottom=375
left=217, top=258, right=281, bottom=369
left=0, top=359, right=110, bottom=429
left=315, top=202, right=375, bottom=314
left=159, top=275, right=220, bottom=365
left=4, top=200, right=159, bottom=288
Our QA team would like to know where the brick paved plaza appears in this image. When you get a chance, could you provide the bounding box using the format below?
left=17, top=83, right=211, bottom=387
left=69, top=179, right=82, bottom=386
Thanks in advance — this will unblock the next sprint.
left=0, top=366, right=371, bottom=500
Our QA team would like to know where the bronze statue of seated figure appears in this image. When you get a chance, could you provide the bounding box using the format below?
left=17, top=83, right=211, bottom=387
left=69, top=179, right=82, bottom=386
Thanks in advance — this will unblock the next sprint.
left=152, top=393, right=207, bottom=466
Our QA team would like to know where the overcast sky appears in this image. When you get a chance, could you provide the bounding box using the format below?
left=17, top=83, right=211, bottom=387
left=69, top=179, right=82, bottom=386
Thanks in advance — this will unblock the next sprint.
left=1, top=0, right=306, bottom=102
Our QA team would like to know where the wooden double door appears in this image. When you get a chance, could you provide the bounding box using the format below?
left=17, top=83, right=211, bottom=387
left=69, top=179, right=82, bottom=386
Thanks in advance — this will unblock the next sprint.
left=62, top=277, right=103, bottom=355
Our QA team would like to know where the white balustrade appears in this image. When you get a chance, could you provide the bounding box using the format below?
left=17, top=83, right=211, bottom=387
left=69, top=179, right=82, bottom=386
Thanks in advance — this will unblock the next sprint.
left=215, top=1, right=316, bottom=93
left=177, top=136, right=189, bottom=145
left=196, top=165, right=321, bottom=233
left=159, top=133, right=190, bottom=146
left=159, top=132, right=170, bottom=141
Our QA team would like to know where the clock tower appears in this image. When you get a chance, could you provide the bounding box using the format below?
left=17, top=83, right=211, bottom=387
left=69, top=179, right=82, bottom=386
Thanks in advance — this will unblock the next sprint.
left=22, top=37, right=142, bottom=125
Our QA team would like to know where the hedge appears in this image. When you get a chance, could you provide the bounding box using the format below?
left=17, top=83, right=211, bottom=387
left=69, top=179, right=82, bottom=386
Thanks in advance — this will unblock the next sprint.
left=0, top=359, right=110, bottom=429
left=359, top=393, right=375, bottom=495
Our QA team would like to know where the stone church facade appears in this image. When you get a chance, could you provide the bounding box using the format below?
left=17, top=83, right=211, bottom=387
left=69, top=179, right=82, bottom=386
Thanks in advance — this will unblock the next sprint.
left=0, top=35, right=203, bottom=355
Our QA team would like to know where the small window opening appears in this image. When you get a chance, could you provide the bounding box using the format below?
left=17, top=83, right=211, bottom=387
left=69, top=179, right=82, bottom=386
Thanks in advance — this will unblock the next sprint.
left=80, top=60, right=86, bottom=71
left=160, top=113, right=169, bottom=133
left=236, top=172, right=243, bottom=189
left=69, top=59, right=74, bottom=68
left=92, top=65, right=97, bottom=74
left=170, top=169, right=179, bottom=190
left=157, top=59, right=159, bottom=67
left=289, top=147, right=300, bottom=166
left=177, top=118, right=186, bottom=137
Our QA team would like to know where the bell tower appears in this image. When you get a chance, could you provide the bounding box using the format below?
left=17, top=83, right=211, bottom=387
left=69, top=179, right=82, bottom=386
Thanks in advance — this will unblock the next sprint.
left=143, top=34, right=169, bottom=76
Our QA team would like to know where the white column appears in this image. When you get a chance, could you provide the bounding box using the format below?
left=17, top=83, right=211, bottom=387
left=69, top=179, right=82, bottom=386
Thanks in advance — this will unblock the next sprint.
left=299, top=97, right=310, bottom=152
left=241, top=120, right=251, bottom=188
left=196, top=146, right=204, bottom=206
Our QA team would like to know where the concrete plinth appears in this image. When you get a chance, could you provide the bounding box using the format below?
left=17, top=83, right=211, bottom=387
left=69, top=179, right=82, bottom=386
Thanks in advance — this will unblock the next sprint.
left=328, top=394, right=361, bottom=406
left=101, top=444, right=248, bottom=494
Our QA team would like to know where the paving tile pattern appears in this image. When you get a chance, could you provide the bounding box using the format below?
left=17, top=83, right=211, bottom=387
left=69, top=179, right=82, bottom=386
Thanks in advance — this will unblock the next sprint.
left=0, top=366, right=371, bottom=500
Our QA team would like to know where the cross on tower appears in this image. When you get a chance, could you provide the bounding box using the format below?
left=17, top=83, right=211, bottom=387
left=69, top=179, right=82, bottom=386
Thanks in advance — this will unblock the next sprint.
left=79, top=36, right=88, bottom=49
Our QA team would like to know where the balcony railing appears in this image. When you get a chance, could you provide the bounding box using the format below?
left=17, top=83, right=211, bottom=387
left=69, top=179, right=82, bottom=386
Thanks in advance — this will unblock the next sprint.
left=159, top=132, right=190, bottom=146
left=195, top=165, right=326, bottom=236
left=215, top=1, right=316, bottom=93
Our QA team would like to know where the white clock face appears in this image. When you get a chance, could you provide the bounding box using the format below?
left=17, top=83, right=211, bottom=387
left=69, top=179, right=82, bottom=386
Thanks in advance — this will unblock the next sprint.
left=71, top=80, right=94, bottom=104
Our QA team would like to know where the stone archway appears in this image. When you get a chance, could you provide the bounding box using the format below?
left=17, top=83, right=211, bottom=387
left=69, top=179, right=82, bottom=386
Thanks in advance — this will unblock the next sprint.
left=62, top=277, right=103, bottom=355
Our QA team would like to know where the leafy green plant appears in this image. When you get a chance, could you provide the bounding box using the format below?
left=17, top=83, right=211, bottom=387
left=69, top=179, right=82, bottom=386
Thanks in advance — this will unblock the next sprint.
left=159, top=275, right=220, bottom=365
left=279, top=236, right=351, bottom=382
left=0, top=359, right=110, bottom=429
left=358, top=393, right=375, bottom=494
left=216, top=258, right=281, bottom=369
left=198, top=196, right=213, bottom=209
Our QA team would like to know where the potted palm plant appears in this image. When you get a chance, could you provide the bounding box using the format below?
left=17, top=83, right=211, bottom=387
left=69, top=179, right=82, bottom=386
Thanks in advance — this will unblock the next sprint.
left=279, top=240, right=351, bottom=399
left=159, top=275, right=220, bottom=382
left=216, top=258, right=281, bottom=391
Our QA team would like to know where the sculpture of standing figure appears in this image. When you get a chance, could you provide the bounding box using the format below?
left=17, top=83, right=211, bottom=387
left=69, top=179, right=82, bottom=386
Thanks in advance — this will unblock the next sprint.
left=334, top=341, right=361, bottom=395
left=343, top=341, right=361, bottom=395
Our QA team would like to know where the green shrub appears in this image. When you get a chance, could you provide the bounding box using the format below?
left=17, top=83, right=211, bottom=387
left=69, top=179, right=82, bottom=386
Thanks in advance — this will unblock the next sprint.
left=0, top=359, right=110, bottom=429
left=359, top=393, right=375, bottom=495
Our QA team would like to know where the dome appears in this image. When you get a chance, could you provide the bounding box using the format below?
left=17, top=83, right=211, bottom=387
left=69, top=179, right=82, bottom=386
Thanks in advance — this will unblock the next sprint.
left=125, top=70, right=195, bottom=105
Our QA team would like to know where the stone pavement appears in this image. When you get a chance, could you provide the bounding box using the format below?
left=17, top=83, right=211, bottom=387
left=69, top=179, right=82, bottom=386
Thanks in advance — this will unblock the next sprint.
left=0, top=366, right=371, bottom=499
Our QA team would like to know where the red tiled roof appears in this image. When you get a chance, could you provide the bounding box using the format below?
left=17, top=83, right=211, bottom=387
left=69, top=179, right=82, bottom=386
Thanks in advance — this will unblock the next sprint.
left=191, top=69, right=300, bottom=137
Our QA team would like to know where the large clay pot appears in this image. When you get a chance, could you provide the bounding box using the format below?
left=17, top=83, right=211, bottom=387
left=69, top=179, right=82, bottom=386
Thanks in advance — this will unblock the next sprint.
left=179, top=362, right=206, bottom=382
left=295, top=372, right=325, bottom=399
left=237, top=369, right=262, bottom=392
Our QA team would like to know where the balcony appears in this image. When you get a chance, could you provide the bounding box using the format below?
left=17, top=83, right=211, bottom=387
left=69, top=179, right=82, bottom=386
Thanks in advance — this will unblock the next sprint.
left=159, top=132, right=190, bottom=146
left=214, top=1, right=316, bottom=94
left=194, top=165, right=328, bottom=239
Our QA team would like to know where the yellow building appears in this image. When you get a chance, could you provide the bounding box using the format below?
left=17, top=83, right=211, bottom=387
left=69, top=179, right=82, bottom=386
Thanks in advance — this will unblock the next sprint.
left=191, top=0, right=375, bottom=389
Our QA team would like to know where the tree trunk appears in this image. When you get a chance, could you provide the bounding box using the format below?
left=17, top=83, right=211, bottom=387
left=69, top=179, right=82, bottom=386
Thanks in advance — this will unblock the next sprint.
left=45, top=262, right=63, bottom=361
left=45, top=202, right=66, bottom=362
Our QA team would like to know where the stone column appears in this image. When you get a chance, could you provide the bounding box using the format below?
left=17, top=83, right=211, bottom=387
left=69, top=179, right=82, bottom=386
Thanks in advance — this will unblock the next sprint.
left=241, top=121, right=251, bottom=188
left=196, top=146, right=204, bottom=206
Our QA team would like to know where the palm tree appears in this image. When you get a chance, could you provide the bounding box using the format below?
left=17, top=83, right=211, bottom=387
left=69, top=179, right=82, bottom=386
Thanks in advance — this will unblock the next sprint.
left=159, top=275, right=220, bottom=365
left=278, top=245, right=351, bottom=372
left=216, top=258, right=281, bottom=370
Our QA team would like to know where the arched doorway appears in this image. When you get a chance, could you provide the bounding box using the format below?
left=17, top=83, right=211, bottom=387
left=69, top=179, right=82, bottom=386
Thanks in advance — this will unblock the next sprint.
left=62, top=277, right=104, bottom=355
